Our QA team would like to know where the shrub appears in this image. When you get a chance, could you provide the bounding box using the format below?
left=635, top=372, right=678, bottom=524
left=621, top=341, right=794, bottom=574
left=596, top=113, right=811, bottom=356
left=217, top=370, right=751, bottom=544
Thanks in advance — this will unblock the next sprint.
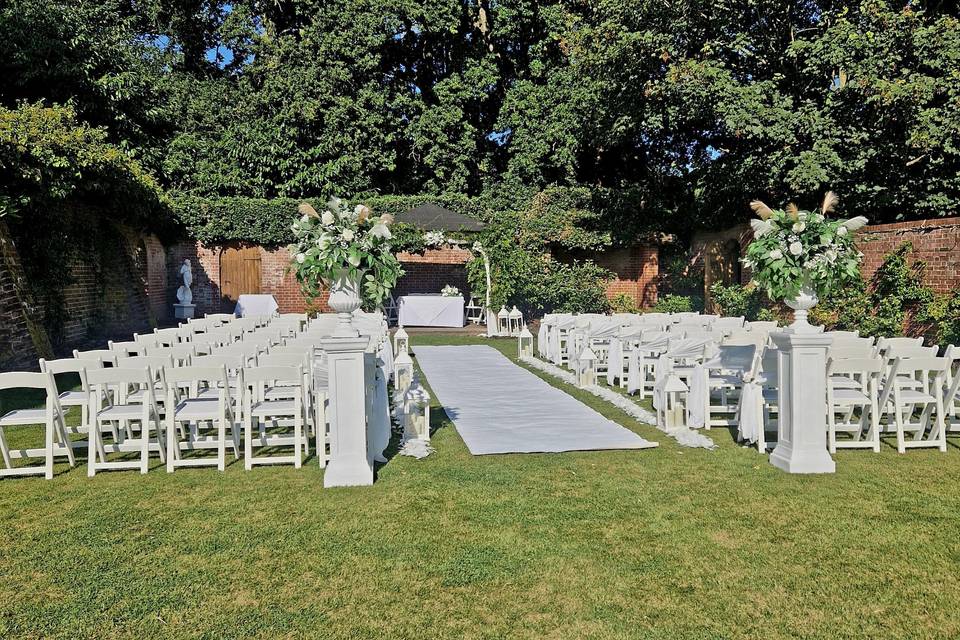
left=653, top=294, right=694, bottom=313
left=610, top=293, right=639, bottom=314
left=709, top=282, right=771, bottom=320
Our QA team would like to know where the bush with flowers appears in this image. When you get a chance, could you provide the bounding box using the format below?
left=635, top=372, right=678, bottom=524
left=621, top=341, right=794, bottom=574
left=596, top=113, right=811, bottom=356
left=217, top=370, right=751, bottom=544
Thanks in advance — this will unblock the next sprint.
left=743, top=191, right=865, bottom=301
left=289, top=197, right=403, bottom=307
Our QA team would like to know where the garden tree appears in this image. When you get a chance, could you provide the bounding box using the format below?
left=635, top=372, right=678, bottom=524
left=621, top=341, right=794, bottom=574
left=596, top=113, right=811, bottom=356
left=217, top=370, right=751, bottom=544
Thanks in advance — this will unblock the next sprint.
left=0, top=0, right=174, bottom=172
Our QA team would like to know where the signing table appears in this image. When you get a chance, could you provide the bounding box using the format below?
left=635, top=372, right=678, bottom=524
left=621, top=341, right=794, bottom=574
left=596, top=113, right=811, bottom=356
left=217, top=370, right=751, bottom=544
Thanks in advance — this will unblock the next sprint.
left=234, top=294, right=279, bottom=318
left=398, top=295, right=465, bottom=327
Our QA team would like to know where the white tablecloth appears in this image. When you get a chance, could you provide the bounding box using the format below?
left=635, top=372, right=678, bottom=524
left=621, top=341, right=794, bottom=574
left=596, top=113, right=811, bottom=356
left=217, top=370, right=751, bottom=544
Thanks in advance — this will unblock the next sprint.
left=234, top=294, right=279, bottom=317
left=398, top=295, right=464, bottom=327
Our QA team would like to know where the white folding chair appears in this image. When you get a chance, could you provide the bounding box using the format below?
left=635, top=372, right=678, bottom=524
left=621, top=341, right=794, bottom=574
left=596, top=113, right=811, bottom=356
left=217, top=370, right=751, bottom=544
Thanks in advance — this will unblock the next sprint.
left=827, top=356, right=882, bottom=452
left=879, top=356, right=948, bottom=453
left=258, top=352, right=323, bottom=462
left=164, top=365, right=239, bottom=472
left=39, top=357, right=101, bottom=449
left=944, top=345, right=960, bottom=434
left=145, top=345, right=196, bottom=367
left=153, top=327, right=182, bottom=347
left=242, top=365, right=307, bottom=469
left=0, top=371, right=76, bottom=479
left=85, top=366, right=166, bottom=475
left=133, top=332, right=163, bottom=348
left=108, top=340, right=147, bottom=357
left=73, top=349, right=116, bottom=366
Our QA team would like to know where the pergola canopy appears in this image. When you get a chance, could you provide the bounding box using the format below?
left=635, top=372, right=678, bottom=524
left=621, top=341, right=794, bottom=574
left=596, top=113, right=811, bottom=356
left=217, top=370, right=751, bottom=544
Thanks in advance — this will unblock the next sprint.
left=400, top=203, right=485, bottom=232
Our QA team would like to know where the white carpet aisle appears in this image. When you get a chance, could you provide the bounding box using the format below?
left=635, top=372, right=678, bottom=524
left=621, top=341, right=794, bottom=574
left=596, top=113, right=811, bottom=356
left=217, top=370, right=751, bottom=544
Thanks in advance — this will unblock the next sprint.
left=413, top=345, right=658, bottom=455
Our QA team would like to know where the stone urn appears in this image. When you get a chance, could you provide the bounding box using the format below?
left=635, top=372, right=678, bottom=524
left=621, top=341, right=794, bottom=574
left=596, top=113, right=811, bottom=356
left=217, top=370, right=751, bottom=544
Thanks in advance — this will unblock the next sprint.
left=784, top=273, right=818, bottom=334
left=327, top=268, right=364, bottom=338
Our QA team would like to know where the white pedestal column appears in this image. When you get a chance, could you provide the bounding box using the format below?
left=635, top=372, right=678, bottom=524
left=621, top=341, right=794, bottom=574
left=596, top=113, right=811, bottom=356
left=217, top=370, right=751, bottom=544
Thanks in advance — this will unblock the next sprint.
left=321, top=335, right=374, bottom=487
left=769, top=331, right=835, bottom=474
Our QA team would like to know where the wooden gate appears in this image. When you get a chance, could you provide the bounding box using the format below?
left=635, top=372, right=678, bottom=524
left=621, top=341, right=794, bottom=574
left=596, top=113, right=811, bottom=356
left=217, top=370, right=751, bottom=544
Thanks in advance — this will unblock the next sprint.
left=220, top=246, right=262, bottom=303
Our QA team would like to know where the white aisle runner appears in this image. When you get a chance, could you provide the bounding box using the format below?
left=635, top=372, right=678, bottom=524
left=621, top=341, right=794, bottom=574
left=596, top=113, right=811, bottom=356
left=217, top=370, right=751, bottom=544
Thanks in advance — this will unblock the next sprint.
left=414, top=345, right=658, bottom=455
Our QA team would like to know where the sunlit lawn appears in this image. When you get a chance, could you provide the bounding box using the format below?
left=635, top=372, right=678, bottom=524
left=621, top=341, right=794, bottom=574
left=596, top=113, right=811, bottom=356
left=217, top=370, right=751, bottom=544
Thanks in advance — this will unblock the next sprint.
left=1, top=334, right=959, bottom=639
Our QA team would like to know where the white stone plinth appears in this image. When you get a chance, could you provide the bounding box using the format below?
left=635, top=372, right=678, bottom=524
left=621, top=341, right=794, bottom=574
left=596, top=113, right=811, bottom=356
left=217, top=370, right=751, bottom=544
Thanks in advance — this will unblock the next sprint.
left=769, top=330, right=835, bottom=474
left=174, top=303, right=196, bottom=320
left=321, top=336, right=374, bottom=487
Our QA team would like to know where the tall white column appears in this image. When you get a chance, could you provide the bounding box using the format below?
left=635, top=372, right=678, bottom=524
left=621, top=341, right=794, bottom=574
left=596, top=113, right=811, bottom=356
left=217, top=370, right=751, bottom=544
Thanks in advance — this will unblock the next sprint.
left=321, top=336, right=374, bottom=487
left=769, top=331, right=835, bottom=474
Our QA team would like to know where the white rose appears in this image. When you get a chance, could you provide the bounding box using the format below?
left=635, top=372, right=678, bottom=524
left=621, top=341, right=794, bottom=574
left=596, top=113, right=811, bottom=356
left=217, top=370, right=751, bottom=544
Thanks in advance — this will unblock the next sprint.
left=792, top=222, right=805, bottom=233
left=321, top=211, right=335, bottom=225
left=300, top=214, right=311, bottom=223
left=341, top=229, right=355, bottom=242
left=836, top=226, right=848, bottom=237
left=769, top=249, right=783, bottom=260
left=370, top=223, right=392, bottom=240
left=296, top=253, right=306, bottom=264
left=789, top=241, right=803, bottom=256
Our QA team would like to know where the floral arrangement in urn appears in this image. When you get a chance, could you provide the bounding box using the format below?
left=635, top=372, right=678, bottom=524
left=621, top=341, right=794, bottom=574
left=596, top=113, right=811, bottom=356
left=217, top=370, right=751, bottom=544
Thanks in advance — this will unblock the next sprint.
left=440, top=284, right=461, bottom=297
left=743, top=192, right=866, bottom=329
left=290, top=198, right=402, bottom=335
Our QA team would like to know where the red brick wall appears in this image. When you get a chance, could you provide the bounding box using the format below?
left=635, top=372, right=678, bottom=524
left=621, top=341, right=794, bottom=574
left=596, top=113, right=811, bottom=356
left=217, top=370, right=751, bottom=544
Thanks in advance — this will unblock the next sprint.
left=394, top=247, right=473, bottom=300
left=592, top=245, right=659, bottom=307
left=855, top=217, right=960, bottom=293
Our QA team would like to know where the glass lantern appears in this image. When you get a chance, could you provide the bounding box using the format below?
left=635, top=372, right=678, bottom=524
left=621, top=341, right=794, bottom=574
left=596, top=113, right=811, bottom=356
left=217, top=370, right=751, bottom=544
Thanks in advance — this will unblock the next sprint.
left=394, top=350, right=414, bottom=398
left=577, top=346, right=597, bottom=387
left=508, top=306, right=523, bottom=336
left=518, top=324, right=533, bottom=359
left=394, top=326, right=409, bottom=355
left=497, top=306, right=510, bottom=336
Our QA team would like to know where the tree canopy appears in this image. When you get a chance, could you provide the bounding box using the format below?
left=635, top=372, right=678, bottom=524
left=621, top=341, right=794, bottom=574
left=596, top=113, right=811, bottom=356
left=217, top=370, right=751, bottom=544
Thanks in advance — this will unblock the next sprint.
left=2, top=0, right=959, bottom=228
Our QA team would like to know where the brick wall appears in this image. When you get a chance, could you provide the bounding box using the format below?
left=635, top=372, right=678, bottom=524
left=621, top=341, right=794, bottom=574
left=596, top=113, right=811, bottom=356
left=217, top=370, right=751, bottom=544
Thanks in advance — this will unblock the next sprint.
left=394, top=247, right=473, bottom=300
left=692, top=217, right=960, bottom=305
left=0, top=222, right=51, bottom=370
left=592, top=245, right=659, bottom=307
left=855, top=217, right=960, bottom=293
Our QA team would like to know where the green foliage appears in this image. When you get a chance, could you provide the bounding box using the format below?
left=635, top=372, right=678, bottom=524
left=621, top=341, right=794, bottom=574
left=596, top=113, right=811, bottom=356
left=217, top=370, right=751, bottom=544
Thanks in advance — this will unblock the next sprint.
left=812, top=242, right=936, bottom=338
left=653, top=295, right=694, bottom=314
left=922, top=291, right=960, bottom=347
left=0, top=103, right=166, bottom=221
left=466, top=211, right=611, bottom=316
left=709, top=283, right=772, bottom=321
left=609, top=293, right=640, bottom=314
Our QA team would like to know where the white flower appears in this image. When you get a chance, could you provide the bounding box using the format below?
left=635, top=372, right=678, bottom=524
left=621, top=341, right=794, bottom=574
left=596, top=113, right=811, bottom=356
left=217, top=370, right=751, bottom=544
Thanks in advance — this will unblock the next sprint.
left=321, top=210, right=335, bottom=225
left=769, top=249, right=783, bottom=260
left=750, top=219, right=773, bottom=237
left=300, top=214, right=311, bottom=224
left=842, top=216, right=868, bottom=231
left=295, top=253, right=306, bottom=264
left=341, top=229, right=355, bottom=242
left=811, top=213, right=824, bottom=223
left=370, top=223, right=392, bottom=240
left=424, top=231, right=446, bottom=247
left=836, top=226, right=848, bottom=237
left=825, top=249, right=838, bottom=263
left=789, top=241, right=803, bottom=256
left=792, top=222, right=805, bottom=233
left=797, top=211, right=808, bottom=221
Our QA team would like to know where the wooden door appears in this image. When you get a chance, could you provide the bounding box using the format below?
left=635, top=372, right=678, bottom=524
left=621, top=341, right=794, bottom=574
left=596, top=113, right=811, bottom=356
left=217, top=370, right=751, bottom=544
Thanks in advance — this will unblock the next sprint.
left=220, top=246, right=262, bottom=303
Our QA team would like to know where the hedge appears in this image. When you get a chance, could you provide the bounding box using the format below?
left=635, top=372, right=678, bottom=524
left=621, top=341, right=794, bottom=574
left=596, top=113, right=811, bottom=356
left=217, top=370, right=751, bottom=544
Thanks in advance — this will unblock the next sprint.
left=170, top=193, right=495, bottom=245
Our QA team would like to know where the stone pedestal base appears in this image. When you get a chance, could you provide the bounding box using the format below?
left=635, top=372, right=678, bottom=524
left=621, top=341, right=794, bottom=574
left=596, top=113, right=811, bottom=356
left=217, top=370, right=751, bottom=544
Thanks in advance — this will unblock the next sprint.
left=321, top=335, right=374, bottom=487
left=769, top=330, right=836, bottom=474
left=174, top=303, right=196, bottom=320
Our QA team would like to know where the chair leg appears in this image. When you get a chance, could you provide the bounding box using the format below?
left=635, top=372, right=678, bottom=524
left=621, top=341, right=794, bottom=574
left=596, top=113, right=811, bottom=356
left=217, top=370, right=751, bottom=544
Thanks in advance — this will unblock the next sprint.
left=217, top=417, right=226, bottom=471
left=44, top=414, right=55, bottom=480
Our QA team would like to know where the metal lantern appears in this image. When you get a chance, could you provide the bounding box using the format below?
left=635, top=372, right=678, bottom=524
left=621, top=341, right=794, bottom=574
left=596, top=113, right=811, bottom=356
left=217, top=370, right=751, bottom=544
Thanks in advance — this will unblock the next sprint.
left=508, top=306, right=523, bottom=336
left=394, top=326, right=409, bottom=355
left=518, top=324, right=534, bottom=359
left=403, top=383, right=432, bottom=441
left=657, top=374, right=688, bottom=431
left=394, top=350, right=414, bottom=400
left=497, top=306, right=510, bottom=336
left=577, top=346, right=597, bottom=387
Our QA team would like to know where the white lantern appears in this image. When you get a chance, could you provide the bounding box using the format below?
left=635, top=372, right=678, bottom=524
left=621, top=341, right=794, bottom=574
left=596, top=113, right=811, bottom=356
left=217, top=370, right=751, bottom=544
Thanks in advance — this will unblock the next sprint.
left=403, top=384, right=432, bottom=441
left=518, top=324, right=533, bottom=359
left=393, top=326, right=409, bottom=355
left=497, top=306, right=510, bottom=336
left=394, top=350, right=414, bottom=400
left=657, top=375, right=688, bottom=431
left=577, top=346, right=597, bottom=387
left=508, top=306, right=523, bottom=336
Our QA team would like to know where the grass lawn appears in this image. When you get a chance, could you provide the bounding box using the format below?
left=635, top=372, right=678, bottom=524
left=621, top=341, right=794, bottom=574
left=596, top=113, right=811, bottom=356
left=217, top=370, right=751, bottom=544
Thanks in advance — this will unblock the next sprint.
left=2, top=334, right=960, bottom=639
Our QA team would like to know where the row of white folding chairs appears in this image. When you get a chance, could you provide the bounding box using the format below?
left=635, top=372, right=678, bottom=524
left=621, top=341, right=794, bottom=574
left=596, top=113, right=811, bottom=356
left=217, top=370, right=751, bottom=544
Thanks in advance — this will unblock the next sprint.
left=1, top=357, right=326, bottom=479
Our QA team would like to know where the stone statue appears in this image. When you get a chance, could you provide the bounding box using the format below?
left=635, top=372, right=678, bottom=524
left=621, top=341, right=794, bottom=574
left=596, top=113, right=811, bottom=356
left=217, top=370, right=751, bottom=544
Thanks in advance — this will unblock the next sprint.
left=176, top=259, right=193, bottom=305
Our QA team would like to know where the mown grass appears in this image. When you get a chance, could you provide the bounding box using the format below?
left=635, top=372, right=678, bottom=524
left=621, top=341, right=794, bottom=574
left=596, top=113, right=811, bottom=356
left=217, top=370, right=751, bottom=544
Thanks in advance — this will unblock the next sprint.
left=1, top=334, right=959, bottom=639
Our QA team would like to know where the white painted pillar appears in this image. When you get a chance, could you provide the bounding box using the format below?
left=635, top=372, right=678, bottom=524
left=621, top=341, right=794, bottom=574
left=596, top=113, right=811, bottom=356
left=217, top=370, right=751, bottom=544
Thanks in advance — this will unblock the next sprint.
left=321, top=335, right=374, bottom=487
left=769, top=331, right=835, bottom=474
